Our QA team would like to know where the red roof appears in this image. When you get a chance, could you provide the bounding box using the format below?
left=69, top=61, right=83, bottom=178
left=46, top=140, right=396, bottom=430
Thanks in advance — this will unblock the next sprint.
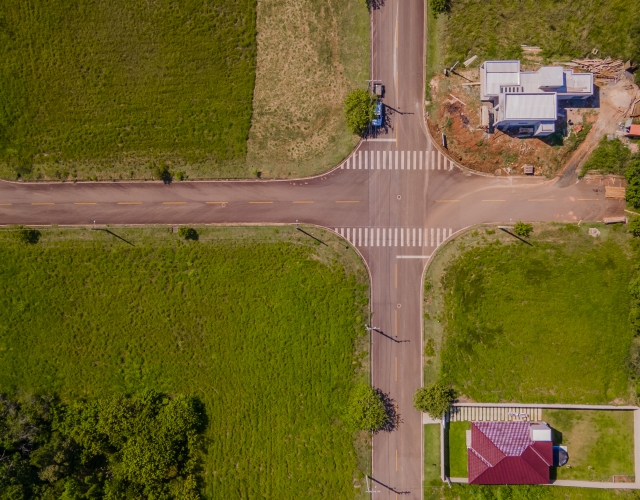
left=468, top=422, right=553, bottom=484
left=627, top=124, right=640, bottom=137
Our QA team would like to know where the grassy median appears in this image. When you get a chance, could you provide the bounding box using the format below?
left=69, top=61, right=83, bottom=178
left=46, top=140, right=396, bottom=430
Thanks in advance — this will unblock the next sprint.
left=0, top=225, right=370, bottom=498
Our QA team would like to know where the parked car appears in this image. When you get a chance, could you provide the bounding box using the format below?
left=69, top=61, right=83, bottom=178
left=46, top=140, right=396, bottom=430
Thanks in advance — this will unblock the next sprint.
left=372, top=101, right=384, bottom=127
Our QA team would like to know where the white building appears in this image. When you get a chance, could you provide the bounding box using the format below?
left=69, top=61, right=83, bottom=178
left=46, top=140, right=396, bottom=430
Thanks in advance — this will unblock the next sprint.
left=480, top=60, right=593, bottom=137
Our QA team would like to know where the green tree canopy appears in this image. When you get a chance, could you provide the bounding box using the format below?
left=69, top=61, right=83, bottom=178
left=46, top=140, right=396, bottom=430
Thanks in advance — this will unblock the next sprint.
left=513, top=222, right=533, bottom=238
left=413, top=382, right=454, bottom=418
left=178, top=227, right=199, bottom=241
left=344, top=383, right=388, bottom=432
left=626, top=159, right=640, bottom=209
left=430, top=0, right=449, bottom=16
left=343, top=89, right=376, bottom=136
left=0, top=391, right=205, bottom=499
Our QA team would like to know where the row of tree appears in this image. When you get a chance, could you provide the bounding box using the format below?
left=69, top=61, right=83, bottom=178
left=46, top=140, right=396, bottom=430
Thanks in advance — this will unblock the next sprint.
left=0, top=391, right=205, bottom=499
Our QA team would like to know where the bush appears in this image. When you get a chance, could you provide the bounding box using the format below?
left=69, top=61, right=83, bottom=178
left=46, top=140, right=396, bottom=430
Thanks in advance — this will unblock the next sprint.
left=344, top=383, right=388, bottom=431
left=154, top=163, right=172, bottom=182
left=343, top=89, right=376, bottom=136
left=626, top=159, right=640, bottom=209
left=430, top=0, right=449, bottom=16
left=630, top=217, right=640, bottom=237
left=13, top=225, right=41, bottom=244
left=513, top=222, right=533, bottom=238
left=581, top=137, right=631, bottom=176
left=178, top=227, right=198, bottom=241
left=413, top=382, right=454, bottom=418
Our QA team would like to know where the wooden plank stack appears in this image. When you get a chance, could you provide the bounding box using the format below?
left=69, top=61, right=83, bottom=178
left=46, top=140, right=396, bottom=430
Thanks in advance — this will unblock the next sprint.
left=571, top=57, right=624, bottom=81
left=605, top=186, right=626, bottom=199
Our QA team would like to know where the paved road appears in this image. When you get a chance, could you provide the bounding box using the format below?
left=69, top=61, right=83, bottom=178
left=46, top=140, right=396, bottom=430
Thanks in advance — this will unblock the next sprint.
left=0, top=0, right=625, bottom=498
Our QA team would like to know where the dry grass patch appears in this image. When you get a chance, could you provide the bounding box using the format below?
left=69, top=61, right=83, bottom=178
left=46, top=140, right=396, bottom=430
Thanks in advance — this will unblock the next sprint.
left=247, top=0, right=369, bottom=178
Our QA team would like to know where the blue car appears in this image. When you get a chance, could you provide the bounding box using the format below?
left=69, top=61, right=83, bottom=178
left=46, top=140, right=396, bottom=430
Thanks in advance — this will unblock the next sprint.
left=372, top=101, right=384, bottom=127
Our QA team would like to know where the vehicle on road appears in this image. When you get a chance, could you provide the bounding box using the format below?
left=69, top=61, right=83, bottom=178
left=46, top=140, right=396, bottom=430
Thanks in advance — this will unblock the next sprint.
left=372, top=101, right=384, bottom=127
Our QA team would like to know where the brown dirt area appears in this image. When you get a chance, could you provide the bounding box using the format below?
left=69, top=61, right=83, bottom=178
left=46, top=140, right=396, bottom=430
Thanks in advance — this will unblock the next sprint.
left=427, top=65, right=638, bottom=178
left=246, top=0, right=369, bottom=178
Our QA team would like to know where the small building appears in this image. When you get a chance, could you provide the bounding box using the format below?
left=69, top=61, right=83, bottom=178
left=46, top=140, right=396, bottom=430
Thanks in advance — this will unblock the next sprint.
left=467, top=421, right=553, bottom=484
left=625, top=123, right=640, bottom=138
left=480, top=60, right=593, bottom=137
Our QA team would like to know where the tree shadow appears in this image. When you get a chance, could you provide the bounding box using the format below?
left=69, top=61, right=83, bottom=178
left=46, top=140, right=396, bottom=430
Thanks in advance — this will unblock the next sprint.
left=376, top=389, right=401, bottom=433
left=366, top=0, right=385, bottom=11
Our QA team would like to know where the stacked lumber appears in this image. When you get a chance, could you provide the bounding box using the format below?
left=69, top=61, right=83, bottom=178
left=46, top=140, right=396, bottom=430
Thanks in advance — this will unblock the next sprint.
left=605, top=186, right=626, bottom=199
left=571, top=57, right=624, bottom=80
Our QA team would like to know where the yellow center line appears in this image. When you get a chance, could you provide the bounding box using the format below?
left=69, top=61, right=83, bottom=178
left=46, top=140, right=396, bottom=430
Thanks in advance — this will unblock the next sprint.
left=335, top=200, right=359, bottom=203
left=206, top=201, right=227, bottom=205
left=0, top=203, right=12, bottom=206
left=528, top=199, right=554, bottom=202
left=74, top=202, right=96, bottom=205
left=293, top=200, right=314, bottom=204
left=394, top=309, right=398, bottom=337
left=482, top=199, right=506, bottom=202
left=435, top=199, right=459, bottom=203
left=162, top=201, right=186, bottom=205
left=118, top=202, right=142, bottom=205
left=578, top=198, right=599, bottom=201
left=31, top=202, right=54, bottom=205
left=249, top=201, right=273, bottom=204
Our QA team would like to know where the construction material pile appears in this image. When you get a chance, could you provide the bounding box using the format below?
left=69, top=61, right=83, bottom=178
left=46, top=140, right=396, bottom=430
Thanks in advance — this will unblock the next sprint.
left=567, top=57, right=624, bottom=81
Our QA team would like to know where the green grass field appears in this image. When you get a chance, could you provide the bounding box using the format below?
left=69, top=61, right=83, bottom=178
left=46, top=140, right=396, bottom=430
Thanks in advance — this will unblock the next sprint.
left=439, top=225, right=633, bottom=403
left=545, top=410, right=635, bottom=481
left=447, top=421, right=470, bottom=478
left=424, top=424, right=442, bottom=486
left=0, top=225, right=370, bottom=498
left=0, top=0, right=257, bottom=181
left=437, top=0, right=640, bottom=67
left=429, top=483, right=640, bottom=500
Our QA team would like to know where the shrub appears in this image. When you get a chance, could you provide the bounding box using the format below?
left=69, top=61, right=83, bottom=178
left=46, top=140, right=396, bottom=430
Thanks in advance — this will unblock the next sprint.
left=178, top=227, right=198, bottom=241
left=580, top=137, right=631, bottom=176
left=630, top=217, right=640, bottom=237
left=513, top=222, right=533, bottom=238
left=626, top=159, right=640, bottom=209
left=430, top=0, right=449, bottom=16
left=413, top=382, right=454, bottom=418
left=343, top=89, right=376, bottom=136
left=154, top=163, right=172, bottom=182
left=13, top=225, right=41, bottom=244
left=344, top=383, right=388, bottom=431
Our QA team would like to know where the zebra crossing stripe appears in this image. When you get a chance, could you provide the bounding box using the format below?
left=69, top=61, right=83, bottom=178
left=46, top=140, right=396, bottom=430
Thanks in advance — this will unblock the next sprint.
left=335, top=227, right=456, bottom=247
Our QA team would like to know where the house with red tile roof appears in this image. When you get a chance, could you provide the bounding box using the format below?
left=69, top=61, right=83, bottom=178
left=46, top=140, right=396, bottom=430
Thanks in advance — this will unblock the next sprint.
left=468, top=421, right=553, bottom=484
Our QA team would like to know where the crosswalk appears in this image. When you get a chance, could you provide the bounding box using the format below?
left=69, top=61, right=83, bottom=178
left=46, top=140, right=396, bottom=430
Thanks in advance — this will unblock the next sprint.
left=335, top=227, right=454, bottom=247
left=447, top=406, right=543, bottom=423
left=339, top=150, right=455, bottom=171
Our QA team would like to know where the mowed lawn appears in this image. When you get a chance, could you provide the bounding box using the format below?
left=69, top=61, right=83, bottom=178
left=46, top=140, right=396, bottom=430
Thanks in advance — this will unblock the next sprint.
left=545, top=410, right=635, bottom=481
left=0, top=227, right=369, bottom=498
left=440, top=228, right=632, bottom=403
left=0, top=0, right=257, bottom=180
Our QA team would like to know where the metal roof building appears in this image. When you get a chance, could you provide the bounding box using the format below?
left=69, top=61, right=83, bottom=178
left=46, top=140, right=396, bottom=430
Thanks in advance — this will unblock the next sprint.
left=480, top=60, right=593, bottom=137
left=468, top=421, right=553, bottom=485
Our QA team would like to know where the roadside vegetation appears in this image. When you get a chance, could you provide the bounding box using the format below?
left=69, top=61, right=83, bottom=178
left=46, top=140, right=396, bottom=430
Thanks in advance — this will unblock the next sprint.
left=344, top=90, right=377, bottom=136
left=0, top=225, right=371, bottom=498
left=245, top=0, right=369, bottom=178
left=1, top=0, right=369, bottom=181
left=0, top=0, right=258, bottom=181
left=428, top=484, right=640, bottom=500
left=422, top=224, right=634, bottom=404
left=580, top=137, right=634, bottom=176
left=434, top=0, right=639, bottom=69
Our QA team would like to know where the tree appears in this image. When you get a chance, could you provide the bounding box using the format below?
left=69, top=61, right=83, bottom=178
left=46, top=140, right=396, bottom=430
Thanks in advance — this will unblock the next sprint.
left=344, top=384, right=388, bottom=431
left=413, top=382, right=454, bottom=418
left=513, top=222, right=533, bottom=238
left=429, top=0, right=449, bottom=16
left=178, top=227, right=198, bottom=241
left=344, top=89, right=376, bottom=136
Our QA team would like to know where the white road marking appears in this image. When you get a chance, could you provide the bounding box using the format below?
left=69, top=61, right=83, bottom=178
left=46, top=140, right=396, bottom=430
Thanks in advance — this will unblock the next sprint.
left=397, top=255, right=432, bottom=259
left=431, top=228, right=434, bottom=246
left=419, top=228, right=422, bottom=247
left=395, top=150, right=398, bottom=170
left=420, top=150, right=423, bottom=170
